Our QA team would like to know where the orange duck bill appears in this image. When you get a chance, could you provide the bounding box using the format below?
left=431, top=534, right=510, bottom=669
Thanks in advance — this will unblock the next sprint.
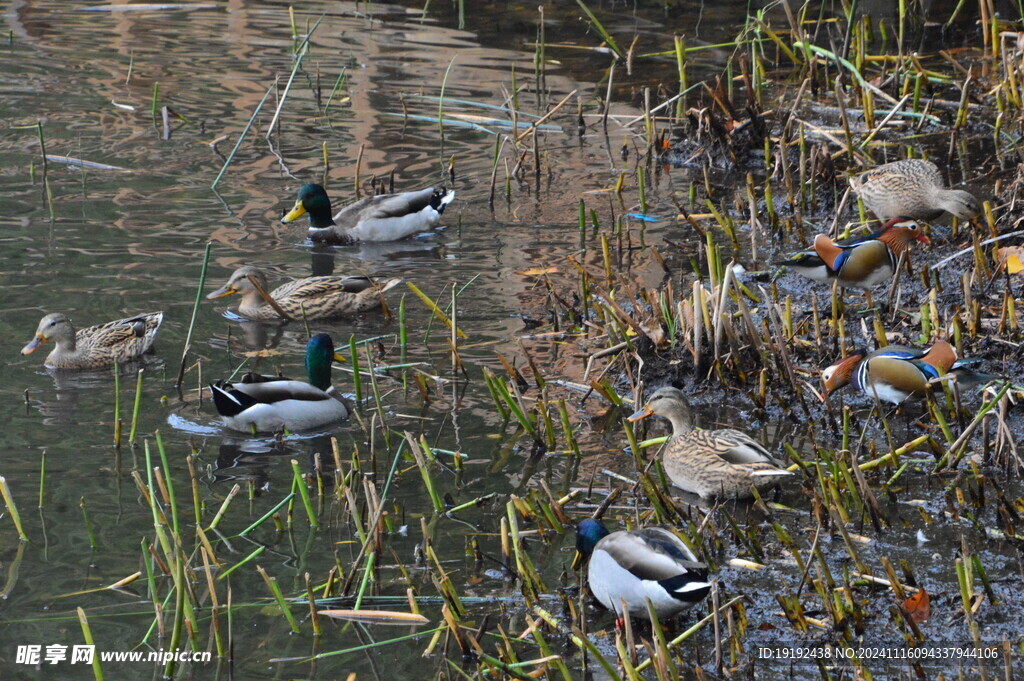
left=627, top=404, right=654, bottom=422
left=21, top=334, right=47, bottom=355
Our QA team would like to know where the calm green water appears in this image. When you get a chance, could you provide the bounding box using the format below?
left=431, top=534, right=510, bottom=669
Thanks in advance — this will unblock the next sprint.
left=0, top=1, right=1019, bottom=680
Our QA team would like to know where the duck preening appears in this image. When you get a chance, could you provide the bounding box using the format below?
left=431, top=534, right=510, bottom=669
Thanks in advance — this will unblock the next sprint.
left=574, top=519, right=712, bottom=621
left=776, top=218, right=929, bottom=290
left=21, top=311, right=163, bottom=370
left=206, top=265, right=401, bottom=320
left=849, top=159, right=980, bottom=223
left=822, top=340, right=994, bottom=405
left=629, top=387, right=792, bottom=500
left=210, top=333, right=349, bottom=432
left=281, top=183, right=455, bottom=244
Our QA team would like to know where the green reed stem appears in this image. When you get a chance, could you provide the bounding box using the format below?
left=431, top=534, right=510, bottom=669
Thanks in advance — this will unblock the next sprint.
left=128, top=368, right=144, bottom=447
left=76, top=607, right=104, bottom=681
left=80, top=497, right=96, bottom=548
left=38, top=451, right=46, bottom=509
left=348, top=334, right=362, bottom=406
left=0, top=477, right=28, bottom=542
left=175, top=243, right=212, bottom=388
left=290, top=459, right=318, bottom=528
left=258, top=565, right=301, bottom=633
left=218, top=545, right=266, bottom=580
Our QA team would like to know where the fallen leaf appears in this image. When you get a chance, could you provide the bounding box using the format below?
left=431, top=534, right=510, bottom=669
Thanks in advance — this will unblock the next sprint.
left=902, top=588, right=930, bottom=623
left=516, top=267, right=559, bottom=277
left=243, top=349, right=282, bottom=358
left=996, top=246, right=1024, bottom=274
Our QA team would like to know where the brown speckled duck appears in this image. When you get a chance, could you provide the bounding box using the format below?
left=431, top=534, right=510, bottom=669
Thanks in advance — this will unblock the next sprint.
left=629, top=387, right=791, bottom=500
left=849, top=159, right=980, bottom=223
left=21, top=312, right=163, bottom=369
left=206, top=266, right=401, bottom=321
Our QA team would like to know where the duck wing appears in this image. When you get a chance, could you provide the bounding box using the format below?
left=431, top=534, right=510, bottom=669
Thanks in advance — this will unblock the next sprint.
left=232, top=380, right=333, bottom=403
left=853, top=159, right=942, bottom=192
left=692, top=428, right=780, bottom=466
left=334, top=188, right=438, bottom=223
left=598, top=528, right=704, bottom=581
left=78, top=312, right=163, bottom=353
left=271, top=276, right=375, bottom=299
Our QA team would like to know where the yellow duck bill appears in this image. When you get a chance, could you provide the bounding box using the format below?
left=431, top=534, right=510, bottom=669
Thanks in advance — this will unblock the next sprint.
left=281, top=200, right=307, bottom=223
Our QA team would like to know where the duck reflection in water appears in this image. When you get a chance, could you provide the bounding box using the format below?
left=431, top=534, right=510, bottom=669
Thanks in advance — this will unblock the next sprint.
left=214, top=434, right=337, bottom=494
left=28, top=359, right=160, bottom=428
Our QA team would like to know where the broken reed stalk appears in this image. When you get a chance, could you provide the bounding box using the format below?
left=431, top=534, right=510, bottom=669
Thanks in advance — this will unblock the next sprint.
left=0, top=476, right=28, bottom=541
left=76, top=607, right=104, bottom=681
left=175, top=242, right=213, bottom=389
left=112, top=361, right=122, bottom=447
left=211, top=84, right=273, bottom=189
left=264, top=15, right=323, bottom=138
left=128, top=368, right=144, bottom=447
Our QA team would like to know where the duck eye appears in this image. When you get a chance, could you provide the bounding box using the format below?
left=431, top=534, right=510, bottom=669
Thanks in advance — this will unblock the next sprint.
left=48, top=320, right=56, bottom=327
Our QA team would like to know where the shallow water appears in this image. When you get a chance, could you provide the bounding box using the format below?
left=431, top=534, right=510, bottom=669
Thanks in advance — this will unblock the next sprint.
left=0, top=1, right=1021, bottom=679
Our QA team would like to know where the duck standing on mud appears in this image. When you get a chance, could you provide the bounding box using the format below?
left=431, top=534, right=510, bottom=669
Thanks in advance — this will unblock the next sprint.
left=849, top=159, right=980, bottom=224
left=822, top=340, right=993, bottom=405
left=574, top=519, right=712, bottom=625
left=629, top=387, right=792, bottom=500
left=776, top=218, right=929, bottom=291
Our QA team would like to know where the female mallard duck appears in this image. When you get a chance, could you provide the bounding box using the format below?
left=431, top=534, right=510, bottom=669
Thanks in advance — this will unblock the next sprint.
left=21, top=311, right=163, bottom=369
left=206, top=266, right=401, bottom=320
left=210, top=333, right=349, bottom=433
left=822, top=340, right=993, bottom=404
left=777, top=218, right=929, bottom=290
left=629, top=387, right=791, bottom=500
left=574, top=519, right=712, bottom=621
left=850, top=159, right=980, bottom=223
left=281, top=183, right=455, bottom=244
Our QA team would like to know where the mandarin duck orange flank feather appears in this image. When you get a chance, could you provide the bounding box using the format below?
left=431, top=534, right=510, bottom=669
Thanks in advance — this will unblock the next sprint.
left=822, top=341, right=994, bottom=404
left=777, top=218, right=929, bottom=290
left=849, top=159, right=980, bottom=223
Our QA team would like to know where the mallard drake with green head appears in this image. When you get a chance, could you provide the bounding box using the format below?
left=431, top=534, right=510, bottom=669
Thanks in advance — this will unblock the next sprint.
left=206, top=265, right=401, bottom=320
left=850, top=159, right=980, bottom=223
left=629, top=387, right=791, bottom=500
left=281, top=183, right=455, bottom=244
left=574, top=519, right=712, bottom=621
left=210, top=333, right=349, bottom=432
left=21, top=311, right=163, bottom=369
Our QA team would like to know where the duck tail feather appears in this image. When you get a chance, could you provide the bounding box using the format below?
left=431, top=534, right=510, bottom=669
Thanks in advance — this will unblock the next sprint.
left=210, top=381, right=256, bottom=417
left=658, top=574, right=712, bottom=603
left=431, top=188, right=455, bottom=213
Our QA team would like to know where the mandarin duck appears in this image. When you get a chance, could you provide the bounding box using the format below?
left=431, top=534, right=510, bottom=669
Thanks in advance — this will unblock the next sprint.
left=574, top=519, right=712, bottom=621
left=628, top=387, right=792, bottom=500
left=778, top=218, right=929, bottom=290
left=822, top=340, right=993, bottom=404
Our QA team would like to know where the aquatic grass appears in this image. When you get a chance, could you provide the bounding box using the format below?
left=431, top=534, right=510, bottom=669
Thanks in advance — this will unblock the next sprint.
left=0, top=477, right=28, bottom=542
